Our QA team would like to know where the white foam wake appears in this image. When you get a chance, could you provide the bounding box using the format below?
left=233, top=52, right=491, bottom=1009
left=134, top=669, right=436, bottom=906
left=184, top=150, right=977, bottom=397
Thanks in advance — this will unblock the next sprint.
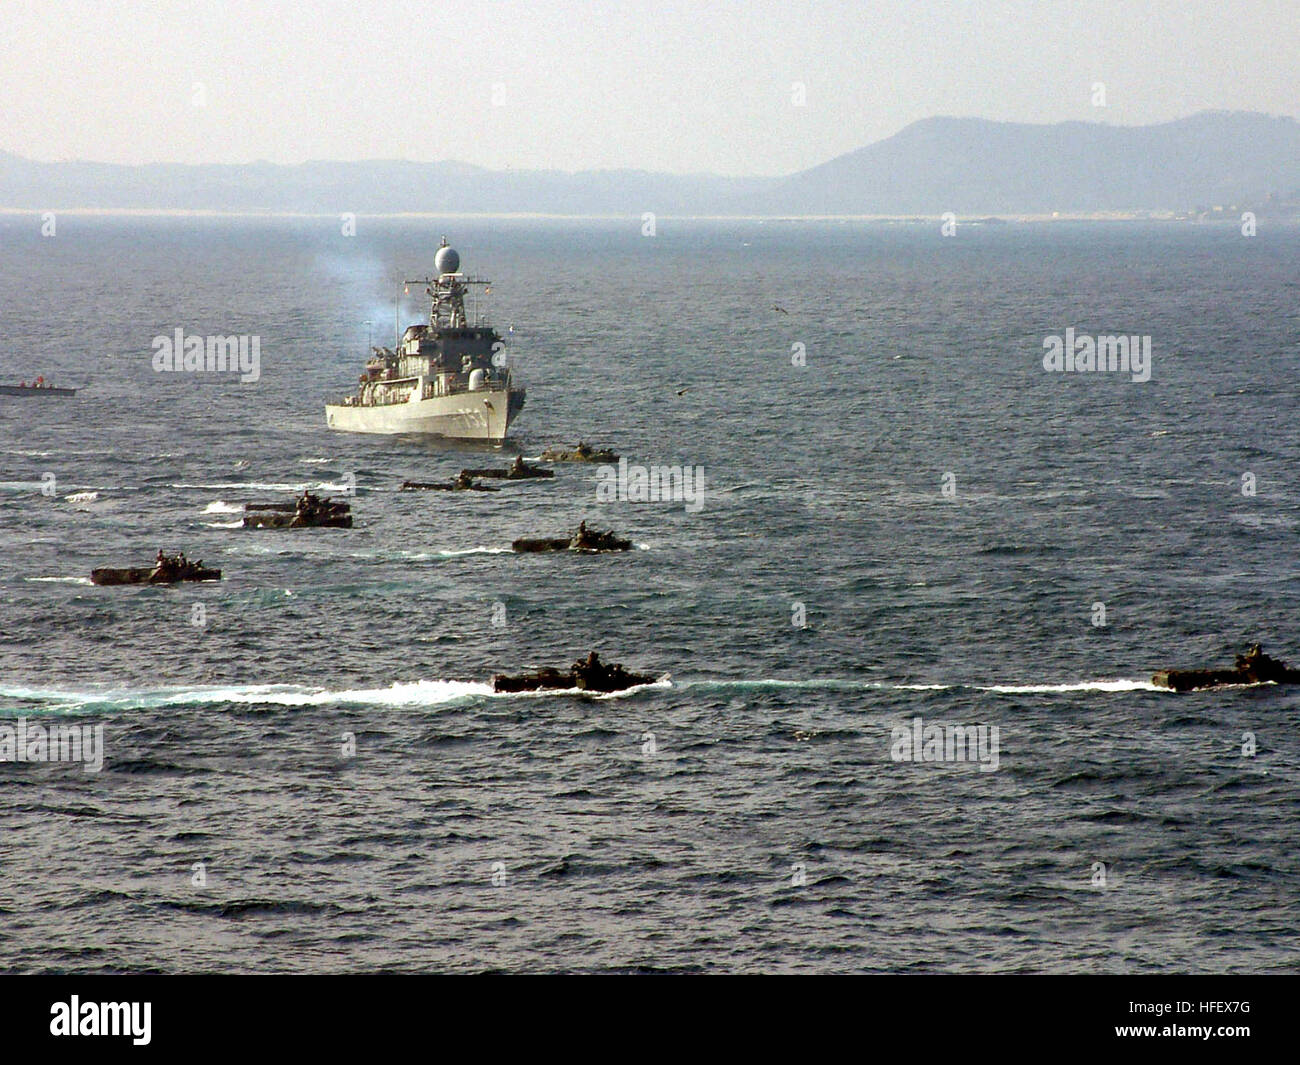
left=206, top=680, right=495, bottom=707
left=203, top=500, right=243, bottom=514
left=172, top=481, right=353, bottom=493
left=493, top=674, right=673, bottom=700
left=699, top=677, right=1162, bottom=695
left=426, top=547, right=512, bottom=558
left=0, top=673, right=674, bottom=712
left=0, top=679, right=493, bottom=712
left=339, top=547, right=512, bottom=562
left=974, top=679, right=1161, bottom=694
left=875, top=678, right=1161, bottom=694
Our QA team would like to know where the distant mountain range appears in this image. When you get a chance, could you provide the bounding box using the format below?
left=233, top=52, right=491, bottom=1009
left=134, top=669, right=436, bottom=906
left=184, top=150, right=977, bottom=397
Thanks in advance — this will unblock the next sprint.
left=3, top=111, right=1297, bottom=216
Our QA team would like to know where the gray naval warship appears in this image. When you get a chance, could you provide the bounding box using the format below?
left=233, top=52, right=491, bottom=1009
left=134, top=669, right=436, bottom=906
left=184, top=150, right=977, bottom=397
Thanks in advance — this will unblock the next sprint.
left=326, top=239, right=525, bottom=442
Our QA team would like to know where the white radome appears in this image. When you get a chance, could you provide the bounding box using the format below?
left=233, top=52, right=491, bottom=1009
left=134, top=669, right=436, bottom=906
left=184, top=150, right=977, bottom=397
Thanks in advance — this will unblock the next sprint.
left=435, top=245, right=460, bottom=275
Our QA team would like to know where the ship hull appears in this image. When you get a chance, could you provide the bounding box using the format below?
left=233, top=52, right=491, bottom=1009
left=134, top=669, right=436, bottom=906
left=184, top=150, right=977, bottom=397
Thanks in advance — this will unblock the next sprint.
left=1152, top=666, right=1300, bottom=692
left=91, top=567, right=221, bottom=586
left=1, top=385, right=77, bottom=397
left=325, top=387, right=523, bottom=442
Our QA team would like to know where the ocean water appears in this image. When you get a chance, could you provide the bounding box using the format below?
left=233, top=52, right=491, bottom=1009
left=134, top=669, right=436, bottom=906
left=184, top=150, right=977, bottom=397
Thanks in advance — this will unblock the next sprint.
left=0, top=216, right=1297, bottom=973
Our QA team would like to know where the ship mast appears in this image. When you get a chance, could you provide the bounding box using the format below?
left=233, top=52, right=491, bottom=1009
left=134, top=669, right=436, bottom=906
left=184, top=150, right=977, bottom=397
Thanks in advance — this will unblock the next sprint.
left=405, top=237, right=491, bottom=330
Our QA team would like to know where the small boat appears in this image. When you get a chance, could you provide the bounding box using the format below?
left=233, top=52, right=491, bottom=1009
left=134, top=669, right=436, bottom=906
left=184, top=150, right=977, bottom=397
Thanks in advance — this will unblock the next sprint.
left=512, top=521, right=631, bottom=553
left=242, top=492, right=353, bottom=528
left=2, top=377, right=77, bottom=397
left=493, top=651, right=656, bottom=693
left=539, top=442, right=617, bottom=463
left=462, top=457, right=554, bottom=480
left=243, top=510, right=352, bottom=528
left=1152, top=643, right=1300, bottom=692
left=91, top=554, right=220, bottom=586
left=400, top=473, right=499, bottom=492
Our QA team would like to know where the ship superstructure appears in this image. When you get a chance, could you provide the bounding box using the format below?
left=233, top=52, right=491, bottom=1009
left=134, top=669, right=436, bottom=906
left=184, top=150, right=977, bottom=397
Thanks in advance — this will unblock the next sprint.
left=325, top=239, right=525, bottom=442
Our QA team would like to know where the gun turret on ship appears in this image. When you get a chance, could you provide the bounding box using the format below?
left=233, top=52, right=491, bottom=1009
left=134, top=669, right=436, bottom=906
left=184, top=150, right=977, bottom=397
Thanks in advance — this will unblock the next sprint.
left=325, top=239, right=525, bottom=442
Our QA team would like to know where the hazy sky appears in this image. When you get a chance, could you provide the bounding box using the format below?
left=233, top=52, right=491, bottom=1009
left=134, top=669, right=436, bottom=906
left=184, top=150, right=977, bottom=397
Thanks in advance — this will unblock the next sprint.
left=4, top=0, right=1297, bottom=175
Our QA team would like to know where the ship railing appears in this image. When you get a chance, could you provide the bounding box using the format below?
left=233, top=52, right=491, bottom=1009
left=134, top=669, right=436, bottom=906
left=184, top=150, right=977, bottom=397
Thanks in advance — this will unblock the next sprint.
left=428, top=368, right=516, bottom=399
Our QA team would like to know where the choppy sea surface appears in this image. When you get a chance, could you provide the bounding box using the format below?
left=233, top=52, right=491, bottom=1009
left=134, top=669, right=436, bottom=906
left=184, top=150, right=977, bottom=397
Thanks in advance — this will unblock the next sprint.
left=1, top=216, right=1297, bottom=973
